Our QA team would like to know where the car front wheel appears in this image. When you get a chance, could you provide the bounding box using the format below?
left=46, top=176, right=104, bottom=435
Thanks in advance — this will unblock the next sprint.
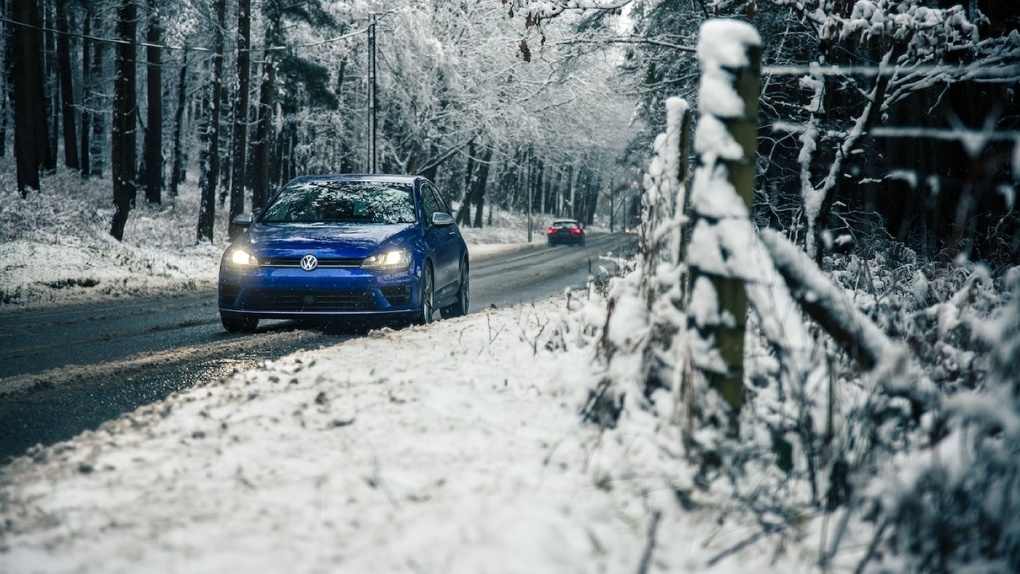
left=441, top=261, right=469, bottom=319
left=415, top=263, right=436, bottom=325
left=221, top=314, right=258, bottom=333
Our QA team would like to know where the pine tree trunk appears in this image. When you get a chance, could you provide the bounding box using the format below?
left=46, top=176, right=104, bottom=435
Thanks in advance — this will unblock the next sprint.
left=0, top=89, right=7, bottom=159
left=250, top=56, right=276, bottom=210
left=12, top=0, right=47, bottom=195
left=143, top=0, right=163, bottom=203
left=88, top=17, right=104, bottom=178
left=472, top=147, right=493, bottom=228
left=169, top=49, right=187, bottom=196
left=110, top=0, right=137, bottom=240
left=44, top=2, right=57, bottom=173
left=229, top=0, right=252, bottom=230
left=55, top=0, right=78, bottom=170
left=197, top=0, right=226, bottom=242
left=456, top=141, right=476, bottom=226
left=79, top=14, right=91, bottom=177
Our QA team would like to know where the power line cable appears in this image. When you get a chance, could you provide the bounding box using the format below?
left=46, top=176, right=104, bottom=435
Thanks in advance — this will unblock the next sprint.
left=762, top=63, right=1020, bottom=80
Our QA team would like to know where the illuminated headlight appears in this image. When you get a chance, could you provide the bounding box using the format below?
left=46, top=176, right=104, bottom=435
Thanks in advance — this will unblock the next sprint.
left=227, top=248, right=260, bottom=268
left=362, top=249, right=410, bottom=269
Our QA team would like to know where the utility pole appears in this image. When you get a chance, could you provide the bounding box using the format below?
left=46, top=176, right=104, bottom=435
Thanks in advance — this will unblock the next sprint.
left=608, top=179, right=615, bottom=232
left=367, top=13, right=377, bottom=174
left=527, top=167, right=533, bottom=242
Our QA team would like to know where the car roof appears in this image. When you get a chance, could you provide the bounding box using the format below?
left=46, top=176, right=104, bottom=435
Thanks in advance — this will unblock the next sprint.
left=552, top=219, right=579, bottom=224
left=286, top=174, right=424, bottom=186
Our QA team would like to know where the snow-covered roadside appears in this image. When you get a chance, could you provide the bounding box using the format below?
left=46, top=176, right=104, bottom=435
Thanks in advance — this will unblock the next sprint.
left=0, top=295, right=681, bottom=574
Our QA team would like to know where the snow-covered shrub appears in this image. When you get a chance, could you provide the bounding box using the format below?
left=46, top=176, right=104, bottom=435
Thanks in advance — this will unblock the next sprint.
left=534, top=8, right=1019, bottom=570
left=857, top=265, right=1020, bottom=572
left=576, top=96, right=692, bottom=429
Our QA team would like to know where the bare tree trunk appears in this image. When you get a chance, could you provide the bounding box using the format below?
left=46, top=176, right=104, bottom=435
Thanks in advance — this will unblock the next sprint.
left=88, top=14, right=104, bottom=178
left=169, top=49, right=187, bottom=196
left=472, top=147, right=493, bottom=228
left=456, top=140, right=476, bottom=226
left=250, top=56, right=276, bottom=209
left=248, top=0, right=284, bottom=210
left=110, top=0, right=138, bottom=240
left=0, top=81, right=7, bottom=159
left=43, top=1, right=57, bottom=173
left=419, top=142, right=439, bottom=182
left=79, top=14, right=91, bottom=177
left=585, top=173, right=601, bottom=226
left=538, top=167, right=546, bottom=219
left=55, top=0, right=78, bottom=170
left=531, top=158, right=543, bottom=217
left=197, top=0, right=226, bottom=243
left=219, top=102, right=232, bottom=201
left=12, top=0, right=48, bottom=195
left=143, top=0, right=163, bottom=203
left=229, top=0, right=252, bottom=230
left=805, top=47, right=895, bottom=263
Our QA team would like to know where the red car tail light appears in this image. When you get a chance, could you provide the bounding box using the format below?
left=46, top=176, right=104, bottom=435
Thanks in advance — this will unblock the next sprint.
left=570, top=228, right=581, bottom=234
left=546, top=227, right=555, bottom=234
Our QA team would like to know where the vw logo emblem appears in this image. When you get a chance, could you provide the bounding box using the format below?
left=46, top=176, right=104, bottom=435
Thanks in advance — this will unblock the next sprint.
left=300, top=254, right=318, bottom=271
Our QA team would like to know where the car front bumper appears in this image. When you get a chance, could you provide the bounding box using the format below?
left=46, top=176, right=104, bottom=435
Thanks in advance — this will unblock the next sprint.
left=218, top=264, right=421, bottom=320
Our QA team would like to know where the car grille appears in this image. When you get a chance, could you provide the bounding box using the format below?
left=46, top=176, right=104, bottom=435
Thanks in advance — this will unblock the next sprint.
left=260, top=257, right=363, bottom=268
left=246, top=290, right=376, bottom=311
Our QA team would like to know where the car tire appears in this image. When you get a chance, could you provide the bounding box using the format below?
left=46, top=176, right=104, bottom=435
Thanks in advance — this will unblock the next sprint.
left=221, top=314, right=258, bottom=333
left=415, top=263, right=436, bottom=325
left=441, top=261, right=469, bottom=319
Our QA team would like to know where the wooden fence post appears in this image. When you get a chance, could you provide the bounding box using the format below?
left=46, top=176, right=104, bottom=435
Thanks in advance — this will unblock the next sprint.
left=688, top=20, right=761, bottom=435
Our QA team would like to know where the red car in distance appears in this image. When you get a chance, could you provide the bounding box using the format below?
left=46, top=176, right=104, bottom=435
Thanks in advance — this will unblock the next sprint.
left=546, top=219, right=586, bottom=246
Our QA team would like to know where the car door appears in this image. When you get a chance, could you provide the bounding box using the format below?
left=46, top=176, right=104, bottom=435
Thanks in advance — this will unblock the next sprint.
left=421, top=183, right=459, bottom=299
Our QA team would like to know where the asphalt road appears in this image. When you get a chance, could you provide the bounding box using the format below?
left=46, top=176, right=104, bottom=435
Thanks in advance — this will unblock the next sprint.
left=0, top=232, right=636, bottom=463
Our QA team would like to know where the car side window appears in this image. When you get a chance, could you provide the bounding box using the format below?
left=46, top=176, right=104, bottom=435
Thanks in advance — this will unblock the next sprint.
left=421, top=184, right=444, bottom=224
left=428, top=185, right=451, bottom=215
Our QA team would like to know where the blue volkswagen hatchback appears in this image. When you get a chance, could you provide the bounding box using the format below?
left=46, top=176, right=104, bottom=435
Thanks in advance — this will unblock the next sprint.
left=218, top=174, right=469, bottom=332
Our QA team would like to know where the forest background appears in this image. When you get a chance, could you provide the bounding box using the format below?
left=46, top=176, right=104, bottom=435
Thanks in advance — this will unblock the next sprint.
left=5, top=0, right=1017, bottom=266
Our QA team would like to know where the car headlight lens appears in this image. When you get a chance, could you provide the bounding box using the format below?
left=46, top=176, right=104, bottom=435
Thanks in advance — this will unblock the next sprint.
left=362, top=249, right=410, bottom=269
left=228, top=248, right=260, bottom=268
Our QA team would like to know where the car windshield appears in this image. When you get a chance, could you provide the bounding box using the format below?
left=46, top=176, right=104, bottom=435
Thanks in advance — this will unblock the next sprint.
left=552, top=221, right=578, bottom=229
left=259, top=181, right=416, bottom=224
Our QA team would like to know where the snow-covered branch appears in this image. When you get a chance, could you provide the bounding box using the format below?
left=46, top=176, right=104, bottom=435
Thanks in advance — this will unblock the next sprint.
left=759, top=229, right=935, bottom=402
left=504, top=0, right=635, bottom=25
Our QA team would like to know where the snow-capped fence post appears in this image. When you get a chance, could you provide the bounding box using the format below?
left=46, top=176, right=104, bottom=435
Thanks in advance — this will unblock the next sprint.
left=686, top=20, right=761, bottom=435
left=640, top=97, right=691, bottom=311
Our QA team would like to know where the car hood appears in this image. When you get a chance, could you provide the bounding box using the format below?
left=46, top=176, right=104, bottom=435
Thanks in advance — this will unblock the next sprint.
left=244, top=222, right=416, bottom=259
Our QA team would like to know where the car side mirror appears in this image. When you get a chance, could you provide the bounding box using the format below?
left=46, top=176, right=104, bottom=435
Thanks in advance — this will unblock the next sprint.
left=232, top=213, right=254, bottom=228
left=432, top=212, right=455, bottom=227
left=229, top=213, right=254, bottom=240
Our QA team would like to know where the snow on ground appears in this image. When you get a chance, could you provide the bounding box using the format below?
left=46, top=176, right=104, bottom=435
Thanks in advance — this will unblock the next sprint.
left=1, top=161, right=874, bottom=574
left=0, top=296, right=660, bottom=574
left=1, top=164, right=729, bottom=573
